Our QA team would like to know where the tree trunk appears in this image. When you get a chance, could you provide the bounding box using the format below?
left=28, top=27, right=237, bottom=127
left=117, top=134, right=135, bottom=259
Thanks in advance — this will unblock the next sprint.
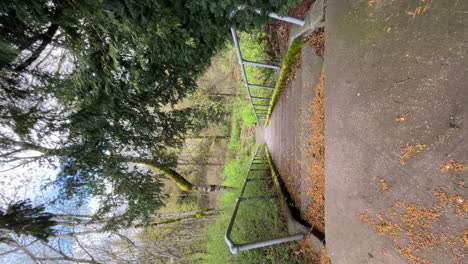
left=14, top=23, right=59, bottom=72
left=178, top=162, right=223, bottom=166
left=51, top=209, right=219, bottom=226
left=114, top=155, right=233, bottom=192
left=51, top=209, right=220, bottom=238
left=192, top=185, right=233, bottom=192
left=151, top=208, right=218, bottom=218
left=186, top=135, right=229, bottom=139
left=135, top=214, right=217, bottom=229
left=158, top=168, right=233, bottom=192
left=205, top=93, right=240, bottom=98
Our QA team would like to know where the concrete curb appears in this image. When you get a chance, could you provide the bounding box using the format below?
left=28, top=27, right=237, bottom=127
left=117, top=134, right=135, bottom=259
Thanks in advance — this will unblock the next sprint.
left=288, top=0, right=325, bottom=45
left=266, top=145, right=325, bottom=251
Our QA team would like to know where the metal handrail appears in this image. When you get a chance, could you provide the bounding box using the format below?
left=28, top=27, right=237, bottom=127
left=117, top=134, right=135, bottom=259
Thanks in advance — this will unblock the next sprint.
left=230, top=11, right=304, bottom=125
left=225, top=9, right=305, bottom=255
left=231, top=5, right=305, bottom=27
left=224, top=147, right=305, bottom=254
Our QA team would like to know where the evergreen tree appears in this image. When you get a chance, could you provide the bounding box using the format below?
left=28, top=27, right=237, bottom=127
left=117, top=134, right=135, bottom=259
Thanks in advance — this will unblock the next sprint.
left=0, top=199, right=57, bottom=242
left=0, top=0, right=299, bottom=229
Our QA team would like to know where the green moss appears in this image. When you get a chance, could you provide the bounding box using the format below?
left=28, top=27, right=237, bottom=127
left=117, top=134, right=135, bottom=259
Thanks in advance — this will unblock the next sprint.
left=264, top=38, right=302, bottom=127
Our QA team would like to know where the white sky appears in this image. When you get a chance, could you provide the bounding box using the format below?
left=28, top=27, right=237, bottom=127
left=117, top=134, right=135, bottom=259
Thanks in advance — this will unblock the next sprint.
left=0, top=36, right=72, bottom=207
left=0, top=157, right=58, bottom=205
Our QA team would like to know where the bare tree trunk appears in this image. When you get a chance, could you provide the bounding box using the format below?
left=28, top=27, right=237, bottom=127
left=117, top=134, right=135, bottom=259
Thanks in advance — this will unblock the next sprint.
left=135, top=214, right=217, bottom=229
left=206, top=93, right=240, bottom=97
left=50, top=209, right=219, bottom=228
left=186, top=135, right=229, bottom=139
left=116, top=155, right=233, bottom=192
left=151, top=208, right=219, bottom=218
left=178, top=162, right=223, bottom=166
left=192, top=185, right=233, bottom=192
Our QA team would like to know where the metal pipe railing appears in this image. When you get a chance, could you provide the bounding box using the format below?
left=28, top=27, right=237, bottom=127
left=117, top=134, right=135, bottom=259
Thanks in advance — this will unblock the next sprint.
left=225, top=8, right=306, bottom=254
left=224, top=147, right=305, bottom=254
left=231, top=5, right=305, bottom=26
left=230, top=9, right=304, bottom=125
left=242, top=60, right=280, bottom=70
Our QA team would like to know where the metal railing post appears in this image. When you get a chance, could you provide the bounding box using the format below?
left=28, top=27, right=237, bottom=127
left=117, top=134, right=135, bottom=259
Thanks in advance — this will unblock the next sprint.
left=224, top=146, right=306, bottom=254
left=248, top=83, right=275, bottom=90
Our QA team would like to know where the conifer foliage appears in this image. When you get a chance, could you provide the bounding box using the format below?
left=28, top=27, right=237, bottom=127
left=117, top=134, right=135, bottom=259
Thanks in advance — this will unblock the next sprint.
left=0, top=0, right=299, bottom=228
left=0, top=200, right=57, bottom=242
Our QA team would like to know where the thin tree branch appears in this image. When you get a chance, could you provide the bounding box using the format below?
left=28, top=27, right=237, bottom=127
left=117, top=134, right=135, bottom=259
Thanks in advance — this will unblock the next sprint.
left=0, top=239, right=38, bottom=257
left=0, top=137, right=54, bottom=154
left=0, top=148, right=26, bottom=158
left=0, top=159, right=37, bottom=173
left=0, top=155, right=42, bottom=164
left=73, top=237, right=97, bottom=264
left=4, top=238, right=40, bottom=264
left=14, top=24, right=59, bottom=72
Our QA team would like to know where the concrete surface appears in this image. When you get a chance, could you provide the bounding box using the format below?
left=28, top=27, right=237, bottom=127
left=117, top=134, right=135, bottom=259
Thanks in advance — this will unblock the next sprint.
left=265, top=0, right=325, bottom=222
left=289, top=0, right=325, bottom=45
left=265, top=41, right=324, bottom=239
left=276, top=185, right=324, bottom=251
left=256, top=126, right=265, bottom=145
left=324, top=0, right=468, bottom=263
left=264, top=0, right=327, bottom=252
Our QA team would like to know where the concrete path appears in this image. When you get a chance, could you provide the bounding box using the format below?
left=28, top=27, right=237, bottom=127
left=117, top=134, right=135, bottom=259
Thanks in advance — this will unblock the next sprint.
left=324, top=1, right=468, bottom=263
left=262, top=1, right=327, bottom=251
left=265, top=0, right=325, bottom=221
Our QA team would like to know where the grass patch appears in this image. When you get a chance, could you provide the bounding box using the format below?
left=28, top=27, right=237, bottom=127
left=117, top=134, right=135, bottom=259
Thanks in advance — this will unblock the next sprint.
left=230, top=30, right=277, bottom=86
left=264, top=37, right=302, bottom=127
left=228, top=97, right=256, bottom=153
left=225, top=29, right=277, bottom=125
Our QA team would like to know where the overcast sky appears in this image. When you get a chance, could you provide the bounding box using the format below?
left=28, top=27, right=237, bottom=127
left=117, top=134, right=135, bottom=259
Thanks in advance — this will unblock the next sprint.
left=0, top=159, right=58, bottom=206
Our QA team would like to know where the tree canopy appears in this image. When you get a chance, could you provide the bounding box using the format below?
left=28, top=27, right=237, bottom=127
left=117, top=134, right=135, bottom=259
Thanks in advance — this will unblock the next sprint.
left=0, top=0, right=299, bottom=228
